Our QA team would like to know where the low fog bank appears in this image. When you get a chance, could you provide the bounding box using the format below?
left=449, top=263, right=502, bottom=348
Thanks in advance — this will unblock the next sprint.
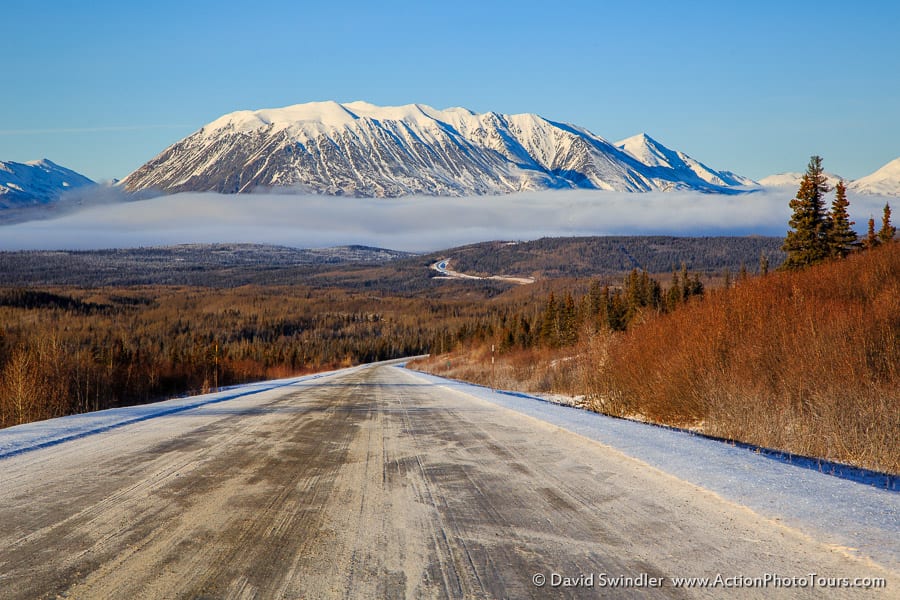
left=0, top=188, right=892, bottom=252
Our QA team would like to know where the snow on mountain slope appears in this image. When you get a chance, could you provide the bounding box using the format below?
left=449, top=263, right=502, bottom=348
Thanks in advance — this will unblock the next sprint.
left=850, top=157, right=900, bottom=196
left=0, top=159, right=94, bottom=209
left=616, top=133, right=757, bottom=189
left=759, top=171, right=845, bottom=190
left=121, top=101, right=755, bottom=197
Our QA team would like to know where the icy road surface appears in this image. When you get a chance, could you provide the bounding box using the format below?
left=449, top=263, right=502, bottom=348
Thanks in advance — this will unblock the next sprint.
left=0, top=363, right=895, bottom=599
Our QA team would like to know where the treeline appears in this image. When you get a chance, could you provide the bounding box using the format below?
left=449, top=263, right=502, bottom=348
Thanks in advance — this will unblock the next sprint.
left=0, top=237, right=787, bottom=289
left=0, top=246, right=421, bottom=289
left=438, top=264, right=708, bottom=354
left=0, top=285, right=495, bottom=428
left=447, top=236, right=785, bottom=278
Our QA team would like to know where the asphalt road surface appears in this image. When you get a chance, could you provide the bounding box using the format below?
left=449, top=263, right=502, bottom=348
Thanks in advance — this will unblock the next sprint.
left=0, top=365, right=893, bottom=598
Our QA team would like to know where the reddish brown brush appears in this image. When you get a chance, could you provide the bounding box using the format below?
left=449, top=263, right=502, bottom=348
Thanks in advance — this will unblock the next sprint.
left=597, top=243, right=899, bottom=473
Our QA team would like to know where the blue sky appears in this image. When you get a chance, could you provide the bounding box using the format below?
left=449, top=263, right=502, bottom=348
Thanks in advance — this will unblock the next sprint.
left=2, top=0, right=897, bottom=183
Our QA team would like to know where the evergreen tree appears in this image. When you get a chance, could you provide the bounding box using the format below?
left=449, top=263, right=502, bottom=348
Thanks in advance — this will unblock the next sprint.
left=539, top=293, right=559, bottom=347
left=864, top=217, right=879, bottom=250
left=825, top=180, right=857, bottom=258
left=624, top=269, right=644, bottom=320
left=878, top=202, right=896, bottom=244
left=559, top=293, right=577, bottom=346
left=687, top=273, right=704, bottom=298
left=623, top=269, right=662, bottom=323
left=587, top=279, right=605, bottom=321
left=782, top=155, right=830, bottom=269
left=607, top=289, right=628, bottom=331
left=759, top=251, right=769, bottom=275
left=666, top=267, right=682, bottom=312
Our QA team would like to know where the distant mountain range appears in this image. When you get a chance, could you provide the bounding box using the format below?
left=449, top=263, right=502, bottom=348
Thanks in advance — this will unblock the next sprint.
left=3, top=102, right=899, bottom=205
left=760, top=159, right=900, bottom=197
left=758, top=172, right=846, bottom=190
left=0, top=159, right=94, bottom=208
left=120, top=101, right=757, bottom=197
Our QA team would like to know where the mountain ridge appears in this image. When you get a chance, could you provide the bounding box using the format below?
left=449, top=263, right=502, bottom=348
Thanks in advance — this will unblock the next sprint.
left=0, top=159, right=94, bottom=208
left=760, top=156, right=900, bottom=197
left=121, top=101, right=758, bottom=197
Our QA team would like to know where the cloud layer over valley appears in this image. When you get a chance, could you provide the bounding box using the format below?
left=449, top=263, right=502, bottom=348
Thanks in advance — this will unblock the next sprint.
left=0, top=189, right=892, bottom=252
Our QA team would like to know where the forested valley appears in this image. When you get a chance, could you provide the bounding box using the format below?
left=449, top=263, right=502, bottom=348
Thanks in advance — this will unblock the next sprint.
left=0, top=285, right=485, bottom=426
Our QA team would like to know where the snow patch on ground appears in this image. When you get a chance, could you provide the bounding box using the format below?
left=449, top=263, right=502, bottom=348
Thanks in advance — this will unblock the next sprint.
left=0, top=367, right=361, bottom=460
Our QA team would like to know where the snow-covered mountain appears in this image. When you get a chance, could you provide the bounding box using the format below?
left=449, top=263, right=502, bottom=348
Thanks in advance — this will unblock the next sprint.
left=759, top=171, right=845, bottom=190
left=850, top=157, right=900, bottom=196
left=615, top=133, right=756, bottom=189
left=760, top=157, right=900, bottom=197
left=0, top=159, right=94, bottom=209
left=122, top=101, right=756, bottom=197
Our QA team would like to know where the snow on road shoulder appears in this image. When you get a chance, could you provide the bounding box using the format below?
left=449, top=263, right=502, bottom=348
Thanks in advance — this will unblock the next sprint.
left=0, top=367, right=358, bottom=460
left=402, top=367, right=900, bottom=571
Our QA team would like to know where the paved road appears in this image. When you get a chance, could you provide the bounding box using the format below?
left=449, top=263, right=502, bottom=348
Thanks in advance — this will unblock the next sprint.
left=0, top=365, right=893, bottom=598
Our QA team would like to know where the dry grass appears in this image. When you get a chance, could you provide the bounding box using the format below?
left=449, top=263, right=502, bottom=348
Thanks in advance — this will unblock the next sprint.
left=411, top=344, right=589, bottom=397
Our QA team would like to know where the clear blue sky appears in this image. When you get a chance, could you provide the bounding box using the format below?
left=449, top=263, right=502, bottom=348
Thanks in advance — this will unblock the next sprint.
left=2, top=0, right=897, bottom=182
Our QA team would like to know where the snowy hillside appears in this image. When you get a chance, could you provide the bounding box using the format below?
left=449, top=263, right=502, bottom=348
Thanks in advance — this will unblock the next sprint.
left=760, top=158, right=900, bottom=197
left=759, top=171, right=845, bottom=190
left=615, top=133, right=756, bottom=189
left=121, top=101, right=755, bottom=197
left=0, top=159, right=94, bottom=209
left=850, top=157, right=900, bottom=196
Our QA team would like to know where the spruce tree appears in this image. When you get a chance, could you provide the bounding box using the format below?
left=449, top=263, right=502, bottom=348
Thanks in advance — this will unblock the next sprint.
left=559, top=293, right=577, bottom=346
left=826, top=180, right=857, bottom=258
left=666, top=268, right=682, bottom=312
left=539, top=293, right=558, bottom=347
left=687, top=273, right=704, bottom=299
left=759, top=251, right=769, bottom=275
left=782, top=155, right=830, bottom=269
left=878, top=203, right=896, bottom=244
left=588, top=279, right=604, bottom=316
left=864, top=217, right=879, bottom=249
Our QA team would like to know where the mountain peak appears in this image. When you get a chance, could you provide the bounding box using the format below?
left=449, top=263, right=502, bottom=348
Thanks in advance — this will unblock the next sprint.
left=620, top=132, right=655, bottom=144
left=615, top=133, right=672, bottom=166
left=850, top=157, right=900, bottom=196
left=25, top=158, right=58, bottom=168
left=123, top=101, right=756, bottom=197
left=615, top=133, right=756, bottom=189
left=203, top=100, right=360, bottom=134
left=0, top=159, right=94, bottom=208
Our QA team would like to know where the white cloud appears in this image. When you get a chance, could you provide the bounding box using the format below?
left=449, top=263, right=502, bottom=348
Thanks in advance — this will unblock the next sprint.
left=0, top=188, right=893, bottom=252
